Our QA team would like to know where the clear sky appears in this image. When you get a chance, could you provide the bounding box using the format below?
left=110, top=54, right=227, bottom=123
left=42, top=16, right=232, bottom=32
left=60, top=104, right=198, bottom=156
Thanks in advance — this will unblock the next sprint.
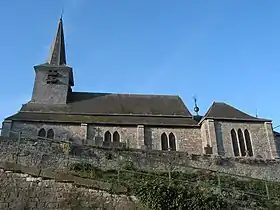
left=0, top=0, right=279, bottom=130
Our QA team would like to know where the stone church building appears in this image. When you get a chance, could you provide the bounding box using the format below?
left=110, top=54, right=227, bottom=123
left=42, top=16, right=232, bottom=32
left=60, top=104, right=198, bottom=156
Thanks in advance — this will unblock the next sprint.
left=1, top=18, right=279, bottom=159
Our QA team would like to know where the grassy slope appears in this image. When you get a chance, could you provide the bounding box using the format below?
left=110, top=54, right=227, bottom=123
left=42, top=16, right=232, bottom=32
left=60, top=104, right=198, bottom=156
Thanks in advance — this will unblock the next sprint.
left=69, top=162, right=280, bottom=209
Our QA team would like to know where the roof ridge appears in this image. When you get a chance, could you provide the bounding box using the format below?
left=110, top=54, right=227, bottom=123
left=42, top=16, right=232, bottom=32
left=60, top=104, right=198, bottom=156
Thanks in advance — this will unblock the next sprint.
left=220, top=102, right=257, bottom=118
left=71, top=91, right=180, bottom=98
left=18, top=110, right=194, bottom=118
left=203, top=101, right=215, bottom=119
left=202, top=101, right=270, bottom=122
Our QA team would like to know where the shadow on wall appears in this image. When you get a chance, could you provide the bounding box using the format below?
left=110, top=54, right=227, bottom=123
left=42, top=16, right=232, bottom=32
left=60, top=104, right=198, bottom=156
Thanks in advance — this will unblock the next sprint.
left=144, top=128, right=152, bottom=149
left=274, top=131, right=280, bottom=157
left=215, top=122, right=225, bottom=156
left=86, top=127, right=103, bottom=146
left=67, top=92, right=111, bottom=103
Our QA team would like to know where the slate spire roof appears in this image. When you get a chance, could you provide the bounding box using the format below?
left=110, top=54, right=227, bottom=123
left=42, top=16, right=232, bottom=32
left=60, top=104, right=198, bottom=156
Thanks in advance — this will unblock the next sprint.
left=202, top=102, right=270, bottom=122
left=46, top=17, right=66, bottom=65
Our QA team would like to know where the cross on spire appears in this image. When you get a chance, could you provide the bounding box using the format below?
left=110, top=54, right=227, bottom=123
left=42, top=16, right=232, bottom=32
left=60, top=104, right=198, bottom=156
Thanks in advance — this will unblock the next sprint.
left=46, top=17, right=67, bottom=65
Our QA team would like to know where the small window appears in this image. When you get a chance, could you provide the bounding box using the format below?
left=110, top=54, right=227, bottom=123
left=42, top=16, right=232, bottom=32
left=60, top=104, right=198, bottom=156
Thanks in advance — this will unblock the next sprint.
left=113, top=131, right=120, bottom=147
left=244, top=129, right=253, bottom=157
left=161, top=133, right=168, bottom=150
left=47, top=129, right=54, bottom=139
left=103, top=131, right=111, bottom=147
left=231, top=129, right=239, bottom=156
left=238, top=129, right=246, bottom=156
left=169, top=133, right=176, bottom=151
left=38, top=128, right=46, bottom=138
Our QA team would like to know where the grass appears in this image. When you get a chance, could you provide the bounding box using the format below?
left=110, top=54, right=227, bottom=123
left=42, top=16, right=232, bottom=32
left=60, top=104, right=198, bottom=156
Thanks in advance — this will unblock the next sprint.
left=68, top=162, right=280, bottom=207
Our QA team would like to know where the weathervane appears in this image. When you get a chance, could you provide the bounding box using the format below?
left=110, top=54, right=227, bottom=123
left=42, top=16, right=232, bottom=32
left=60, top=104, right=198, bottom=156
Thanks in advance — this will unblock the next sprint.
left=193, top=95, right=199, bottom=116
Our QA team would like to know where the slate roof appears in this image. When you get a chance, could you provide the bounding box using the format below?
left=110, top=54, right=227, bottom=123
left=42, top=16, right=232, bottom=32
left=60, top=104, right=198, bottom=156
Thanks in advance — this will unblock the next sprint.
left=6, top=112, right=198, bottom=126
left=6, top=92, right=198, bottom=126
left=275, top=131, right=280, bottom=137
left=20, top=92, right=193, bottom=117
left=202, top=102, right=270, bottom=122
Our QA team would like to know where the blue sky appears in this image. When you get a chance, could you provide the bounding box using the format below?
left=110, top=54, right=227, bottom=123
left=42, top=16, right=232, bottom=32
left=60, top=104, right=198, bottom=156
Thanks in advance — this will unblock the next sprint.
left=0, top=0, right=279, bottom=130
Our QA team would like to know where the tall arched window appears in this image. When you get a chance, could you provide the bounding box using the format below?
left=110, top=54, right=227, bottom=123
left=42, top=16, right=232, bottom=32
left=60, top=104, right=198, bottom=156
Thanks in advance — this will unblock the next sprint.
left=244, top=129, right=253, bottom=157
left=103, top=131, right=111, bottom=147
left=231, top=129, right=239, bottom=156
left=161, top=133, right=168, bottom=150
left=38, top=128, right=46, bottom=138
left=237, top=129, right=246, bottom=156
left=47, top=129, right=54, bottom=139
left=169, top=133, right=176, bottom=151
left=113, top=131, right=120, bottom=147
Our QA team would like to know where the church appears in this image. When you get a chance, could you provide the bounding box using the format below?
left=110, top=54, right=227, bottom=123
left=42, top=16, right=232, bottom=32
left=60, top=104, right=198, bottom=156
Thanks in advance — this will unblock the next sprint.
left=1, top=18, right=279, bottom=159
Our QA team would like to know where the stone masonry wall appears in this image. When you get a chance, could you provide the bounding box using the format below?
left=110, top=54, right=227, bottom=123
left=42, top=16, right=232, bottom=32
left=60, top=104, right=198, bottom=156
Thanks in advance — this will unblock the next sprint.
left=145, top=127, right=202, bottom=153
left=200, top=121, right=209, bottom=152
left=9, top=120, right=277, bottom=158
left=87, top=125, right=138, bottom=148
left=214, top=121, right=274, bottom=159
left=11, top=121, right=85, bottom=144
left=275, top=134, right=280, bottom=157
left=0, top=169, right=141, bottom=210
left=31, top=66, right=71, bottom=105
left=10, top=121, right=203, bottom=154
left=1, top=120, right=12, bottom=137
left=1, top=136, right=280, bottom=182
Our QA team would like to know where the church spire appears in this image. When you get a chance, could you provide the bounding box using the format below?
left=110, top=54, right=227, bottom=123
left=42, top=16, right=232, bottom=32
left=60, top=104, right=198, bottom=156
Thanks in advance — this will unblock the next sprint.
left=46, top=17, right=66, bottom=65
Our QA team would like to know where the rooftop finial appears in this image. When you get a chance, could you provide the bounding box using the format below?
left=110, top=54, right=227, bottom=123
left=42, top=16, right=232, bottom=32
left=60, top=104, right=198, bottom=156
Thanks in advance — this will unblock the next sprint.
left=193, top=95, right=199, bottom=115
left=60, top=7, right=64, bottom=20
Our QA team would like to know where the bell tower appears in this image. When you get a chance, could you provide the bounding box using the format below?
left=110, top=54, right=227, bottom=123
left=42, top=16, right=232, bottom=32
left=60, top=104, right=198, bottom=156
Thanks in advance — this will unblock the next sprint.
left=31, top=17, right=74, bottom=105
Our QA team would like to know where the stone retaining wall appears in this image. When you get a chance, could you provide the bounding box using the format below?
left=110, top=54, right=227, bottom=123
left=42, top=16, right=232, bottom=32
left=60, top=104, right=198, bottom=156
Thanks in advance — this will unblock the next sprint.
left=0, top=162, right=142, bottom=210
left=1, top=136, right=280, bottom=182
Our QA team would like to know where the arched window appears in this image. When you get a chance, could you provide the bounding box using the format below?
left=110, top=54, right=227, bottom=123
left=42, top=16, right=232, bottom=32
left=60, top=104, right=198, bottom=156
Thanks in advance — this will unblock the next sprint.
left=231, top=129, right=239, bottom=156
left=103, top=131, right=111, bottom=147
left=244, top=129, right=253, bottom=157
left=47, top=129, right=54, bottom=139
left=169, top=133, right=176, bottom=151
left=237, top=129, right=246, bottom=156
left=113, top=131, right=120, bottom=147
left=161, top=133, right=168, bottom=150
left=38, top=128, right=46, bottom=138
